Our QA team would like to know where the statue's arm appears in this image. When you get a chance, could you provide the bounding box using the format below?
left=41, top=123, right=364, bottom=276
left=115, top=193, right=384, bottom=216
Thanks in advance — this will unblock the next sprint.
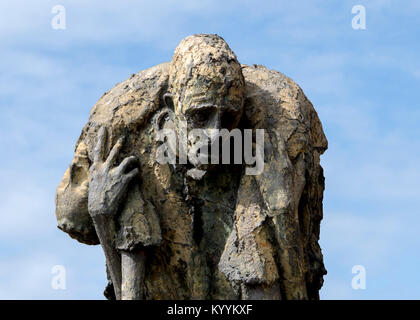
left=253, top=135, right=309, bottom=299
left=87, top=126, right=139, bottom=300
left=236, top=66, right=327, bottom=299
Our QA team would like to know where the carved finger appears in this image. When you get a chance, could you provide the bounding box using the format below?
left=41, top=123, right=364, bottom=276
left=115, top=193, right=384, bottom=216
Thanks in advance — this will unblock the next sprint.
left=105, top=137, right=124, bottom=169
left=123, top=168, right=139, bottom=184
left=117, top=156, right=138, bottom=175
left=93, top=126, right=107, bottom=164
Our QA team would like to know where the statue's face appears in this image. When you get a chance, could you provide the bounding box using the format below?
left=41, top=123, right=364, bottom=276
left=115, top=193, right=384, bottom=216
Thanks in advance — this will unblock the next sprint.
left=161, top=81, right=243, bottom=174
left=171, top=84, right=243, bottom=172
left=175, top=82, right=244, bottom=133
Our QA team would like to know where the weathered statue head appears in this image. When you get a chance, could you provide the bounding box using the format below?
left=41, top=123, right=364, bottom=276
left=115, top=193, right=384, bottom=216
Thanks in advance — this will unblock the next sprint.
left=165, top=34, right=245, bottom=132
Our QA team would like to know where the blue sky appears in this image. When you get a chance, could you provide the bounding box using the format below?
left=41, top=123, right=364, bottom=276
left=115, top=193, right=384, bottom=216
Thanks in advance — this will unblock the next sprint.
left=0, top=0, right=419, bottom=299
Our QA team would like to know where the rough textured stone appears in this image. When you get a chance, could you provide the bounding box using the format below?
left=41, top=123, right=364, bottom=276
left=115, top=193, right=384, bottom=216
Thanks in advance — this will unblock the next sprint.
left=55, top=34, right=327, bottom=300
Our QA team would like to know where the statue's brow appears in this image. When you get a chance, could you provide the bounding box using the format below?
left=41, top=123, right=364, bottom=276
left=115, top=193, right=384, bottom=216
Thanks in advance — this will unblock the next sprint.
left=191, top=103, right=218, bottom=110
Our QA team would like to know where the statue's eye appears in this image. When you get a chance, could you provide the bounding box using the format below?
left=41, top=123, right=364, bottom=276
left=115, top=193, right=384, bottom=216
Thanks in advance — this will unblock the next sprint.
left=189, top=107, right=211, bottom=127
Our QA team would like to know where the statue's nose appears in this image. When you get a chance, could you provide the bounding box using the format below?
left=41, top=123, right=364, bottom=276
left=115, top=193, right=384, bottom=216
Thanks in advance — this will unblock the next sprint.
left=204, top=108, right=222, bottom=141
left=206, top=107, right=221, bottom=130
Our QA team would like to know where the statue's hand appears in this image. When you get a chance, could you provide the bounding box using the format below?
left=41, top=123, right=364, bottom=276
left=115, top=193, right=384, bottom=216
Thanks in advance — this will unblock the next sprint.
left=88, top=126, right=139, bottom=218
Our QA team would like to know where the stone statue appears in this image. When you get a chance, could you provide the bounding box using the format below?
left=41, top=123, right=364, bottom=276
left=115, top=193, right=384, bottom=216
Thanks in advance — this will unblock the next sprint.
left=55, top=34, right=328, bottom=300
